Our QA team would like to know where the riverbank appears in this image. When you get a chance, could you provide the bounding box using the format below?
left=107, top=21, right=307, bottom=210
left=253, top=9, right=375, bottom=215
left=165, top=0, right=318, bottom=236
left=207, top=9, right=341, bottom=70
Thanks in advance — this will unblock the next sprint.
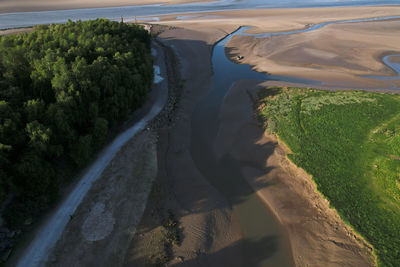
left=215, top=80, right=375, bottom=266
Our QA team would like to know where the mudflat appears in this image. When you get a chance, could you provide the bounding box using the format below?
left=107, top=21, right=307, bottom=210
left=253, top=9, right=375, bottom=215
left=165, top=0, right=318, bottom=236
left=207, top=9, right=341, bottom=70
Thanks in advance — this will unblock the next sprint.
left=148, top=6, right=400, bottom=89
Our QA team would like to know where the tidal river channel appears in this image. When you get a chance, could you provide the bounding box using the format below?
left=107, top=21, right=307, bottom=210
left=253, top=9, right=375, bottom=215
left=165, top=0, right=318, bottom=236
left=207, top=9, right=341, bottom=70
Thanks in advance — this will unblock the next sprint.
left=189, top=28, right=316, bottom=267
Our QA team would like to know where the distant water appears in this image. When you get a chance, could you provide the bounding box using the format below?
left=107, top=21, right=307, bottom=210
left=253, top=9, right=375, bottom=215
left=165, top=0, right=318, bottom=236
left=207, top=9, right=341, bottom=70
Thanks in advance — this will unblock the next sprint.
left=363, top=55, right=400, bottom=80
left=1, top=0, right=400, bottom=29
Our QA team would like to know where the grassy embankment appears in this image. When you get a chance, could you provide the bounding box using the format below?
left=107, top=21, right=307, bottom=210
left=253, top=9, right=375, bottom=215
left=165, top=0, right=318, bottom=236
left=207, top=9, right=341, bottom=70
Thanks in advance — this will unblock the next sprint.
left=257, top=87, right=400, bottom=267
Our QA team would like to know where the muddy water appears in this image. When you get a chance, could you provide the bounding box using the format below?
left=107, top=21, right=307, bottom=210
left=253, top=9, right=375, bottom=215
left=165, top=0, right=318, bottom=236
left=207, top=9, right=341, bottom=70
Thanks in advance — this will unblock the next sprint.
left=189, top=28, right=315, bottom=267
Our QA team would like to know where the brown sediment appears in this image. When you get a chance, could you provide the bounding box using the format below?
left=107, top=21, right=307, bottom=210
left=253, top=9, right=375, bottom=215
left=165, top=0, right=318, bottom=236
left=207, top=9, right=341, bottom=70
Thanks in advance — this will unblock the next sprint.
left=215, top=79, right=376, bottom=266
left=224, top=18, right=400, bottom=90
left=149, top=6, right=400, bottom=90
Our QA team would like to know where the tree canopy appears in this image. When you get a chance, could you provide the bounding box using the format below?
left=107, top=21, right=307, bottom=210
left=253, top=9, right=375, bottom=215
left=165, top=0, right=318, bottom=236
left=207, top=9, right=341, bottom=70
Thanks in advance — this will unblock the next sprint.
left=0, top=19, right=153, bottom=227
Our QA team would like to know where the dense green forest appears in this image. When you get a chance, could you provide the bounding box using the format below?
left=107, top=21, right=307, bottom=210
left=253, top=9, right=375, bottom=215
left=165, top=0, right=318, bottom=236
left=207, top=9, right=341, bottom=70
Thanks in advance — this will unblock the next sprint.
left=0, top=19, right=153, bottom=228
left=257, top=87, right=400, bottom=266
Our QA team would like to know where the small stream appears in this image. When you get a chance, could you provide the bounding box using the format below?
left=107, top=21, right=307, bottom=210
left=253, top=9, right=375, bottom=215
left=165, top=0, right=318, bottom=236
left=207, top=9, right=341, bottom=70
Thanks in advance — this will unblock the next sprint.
left=189, top=16, right=400, bottom=267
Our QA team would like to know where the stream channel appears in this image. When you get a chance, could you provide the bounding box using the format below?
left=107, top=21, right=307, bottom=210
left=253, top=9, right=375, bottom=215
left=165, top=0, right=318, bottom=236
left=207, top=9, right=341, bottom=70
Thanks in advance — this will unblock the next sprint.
left=189, top=17, right=400, bottom=266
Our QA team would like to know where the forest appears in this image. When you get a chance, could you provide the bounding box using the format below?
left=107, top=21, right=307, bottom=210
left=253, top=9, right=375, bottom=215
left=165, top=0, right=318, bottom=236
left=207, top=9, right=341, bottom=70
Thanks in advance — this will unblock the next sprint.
left=0, top=19, right=153, bottom=228
left=257, top=87, right=400, bottom=266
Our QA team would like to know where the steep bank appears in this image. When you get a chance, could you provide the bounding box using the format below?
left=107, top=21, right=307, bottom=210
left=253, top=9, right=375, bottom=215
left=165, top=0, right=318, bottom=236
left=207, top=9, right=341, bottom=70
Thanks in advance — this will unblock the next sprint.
left=215, top=80, right=375, bottom=266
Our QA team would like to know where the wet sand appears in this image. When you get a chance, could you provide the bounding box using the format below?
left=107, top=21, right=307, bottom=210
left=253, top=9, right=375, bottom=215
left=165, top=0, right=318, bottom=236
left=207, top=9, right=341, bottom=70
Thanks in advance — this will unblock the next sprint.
left=143, top=6, right=400, bottom=89
left=225, top=19, right=400, bottom=89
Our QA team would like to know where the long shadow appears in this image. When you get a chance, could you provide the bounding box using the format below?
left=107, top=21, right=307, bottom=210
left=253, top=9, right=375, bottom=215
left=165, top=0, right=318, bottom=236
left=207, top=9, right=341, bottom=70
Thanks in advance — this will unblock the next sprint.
left=156, top=32, right=293, bottom=267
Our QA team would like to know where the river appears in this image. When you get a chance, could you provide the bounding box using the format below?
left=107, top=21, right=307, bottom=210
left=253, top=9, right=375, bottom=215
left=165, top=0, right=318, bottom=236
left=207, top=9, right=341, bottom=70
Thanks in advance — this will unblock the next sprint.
left=189, top=27, right=317, bottom=267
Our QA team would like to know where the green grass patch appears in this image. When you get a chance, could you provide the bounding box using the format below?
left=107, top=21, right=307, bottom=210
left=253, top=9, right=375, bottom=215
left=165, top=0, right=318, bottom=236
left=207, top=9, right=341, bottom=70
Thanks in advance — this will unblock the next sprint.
left=257, top=87, right=400, bottom=266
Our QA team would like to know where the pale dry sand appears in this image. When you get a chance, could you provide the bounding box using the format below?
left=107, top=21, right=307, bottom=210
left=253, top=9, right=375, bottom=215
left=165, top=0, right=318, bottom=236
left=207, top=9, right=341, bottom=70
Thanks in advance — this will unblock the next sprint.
left=215, top=79, right=375, bottom=266
left=0, top=0, right=211, bottom=14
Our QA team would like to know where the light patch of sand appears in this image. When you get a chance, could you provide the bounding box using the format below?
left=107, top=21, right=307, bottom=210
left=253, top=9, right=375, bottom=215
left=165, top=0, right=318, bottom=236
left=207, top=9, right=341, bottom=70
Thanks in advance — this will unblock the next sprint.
left=303, top=47, right=338, bottom=60
left=48, top=131, right=159, bottom=267
left=81, top=202, right=115, bottom=242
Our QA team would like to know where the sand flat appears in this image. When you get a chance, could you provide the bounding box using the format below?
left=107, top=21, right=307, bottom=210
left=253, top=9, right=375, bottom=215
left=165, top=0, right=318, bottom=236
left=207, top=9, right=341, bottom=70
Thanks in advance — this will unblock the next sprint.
left=149, top=6, right=400, bottom=89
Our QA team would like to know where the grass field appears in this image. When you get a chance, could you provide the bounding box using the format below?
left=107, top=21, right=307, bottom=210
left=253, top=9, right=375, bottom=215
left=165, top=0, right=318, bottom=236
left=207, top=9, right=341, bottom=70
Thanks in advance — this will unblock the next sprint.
left=257, top=87, right=400, bottom=267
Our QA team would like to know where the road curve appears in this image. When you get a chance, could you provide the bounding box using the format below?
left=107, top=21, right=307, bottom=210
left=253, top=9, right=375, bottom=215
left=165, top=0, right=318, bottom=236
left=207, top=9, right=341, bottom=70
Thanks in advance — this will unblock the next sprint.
left=16, top=42, right=168, bottom=267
